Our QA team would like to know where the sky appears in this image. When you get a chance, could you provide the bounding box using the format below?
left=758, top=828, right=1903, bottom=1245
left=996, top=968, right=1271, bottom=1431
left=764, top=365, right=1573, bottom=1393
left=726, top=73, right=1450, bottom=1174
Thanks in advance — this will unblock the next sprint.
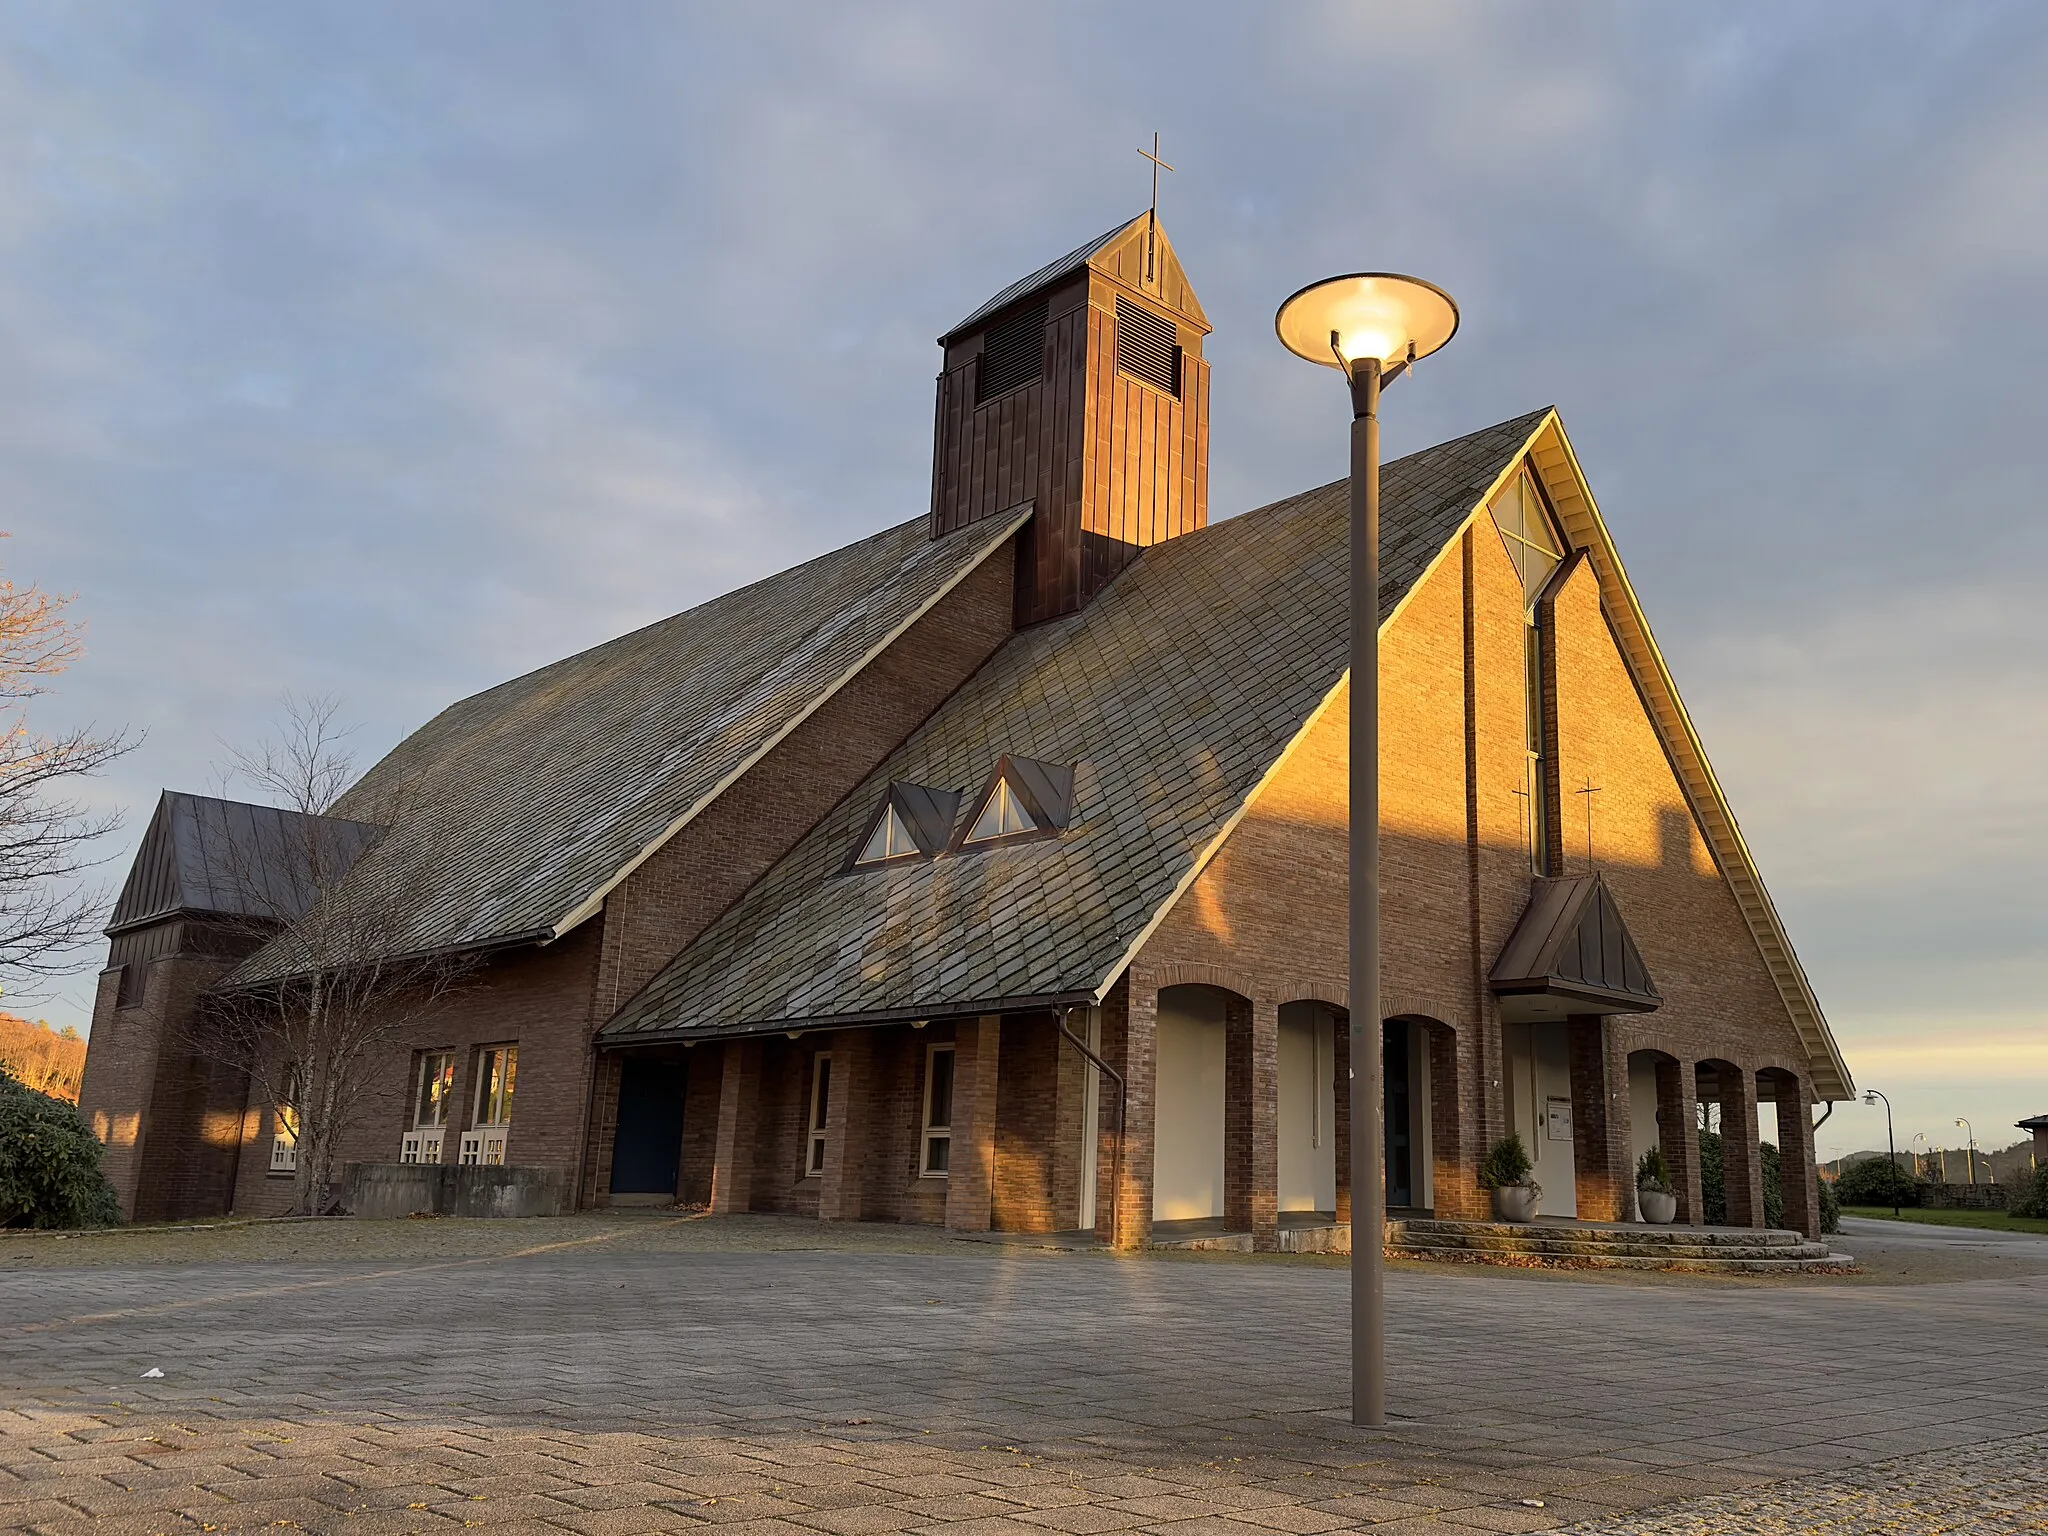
left=4, top=2, right=2046, bottom=1165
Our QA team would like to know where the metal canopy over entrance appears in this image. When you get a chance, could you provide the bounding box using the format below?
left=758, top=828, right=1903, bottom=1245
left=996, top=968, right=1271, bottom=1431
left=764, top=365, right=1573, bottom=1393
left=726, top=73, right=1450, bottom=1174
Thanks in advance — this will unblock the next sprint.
left=1490, top=874, right=1662, bottom=1023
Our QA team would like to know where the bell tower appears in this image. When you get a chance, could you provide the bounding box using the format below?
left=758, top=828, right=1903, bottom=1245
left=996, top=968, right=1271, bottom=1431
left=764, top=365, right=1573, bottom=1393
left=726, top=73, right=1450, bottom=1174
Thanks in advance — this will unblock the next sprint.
left=929, top=213, right=1212, bottom=625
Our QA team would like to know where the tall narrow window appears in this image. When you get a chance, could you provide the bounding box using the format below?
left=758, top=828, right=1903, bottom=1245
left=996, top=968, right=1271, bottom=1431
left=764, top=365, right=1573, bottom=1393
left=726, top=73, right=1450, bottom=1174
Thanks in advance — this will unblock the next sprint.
left=1525, top=623, right=1549, bottom=876
left=921, top=1044, right=956, bottom=1176
left=270, top=1065, right=303, bottom=1175
left=402, top=1051, right=455, bottom=1164
left=807, top=1052, right=833, bottom=1175
left=475, top=1046, right=516, bottom=1126
left=461, top=1045, right=516, bottom=1166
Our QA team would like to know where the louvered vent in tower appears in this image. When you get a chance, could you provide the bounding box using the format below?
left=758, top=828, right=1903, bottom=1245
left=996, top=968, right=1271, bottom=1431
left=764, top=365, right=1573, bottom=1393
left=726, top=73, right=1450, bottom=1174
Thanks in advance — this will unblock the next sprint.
left=976, top=299, right=1047, bottom=403
left=1114, top=296, right=1180, bottom=397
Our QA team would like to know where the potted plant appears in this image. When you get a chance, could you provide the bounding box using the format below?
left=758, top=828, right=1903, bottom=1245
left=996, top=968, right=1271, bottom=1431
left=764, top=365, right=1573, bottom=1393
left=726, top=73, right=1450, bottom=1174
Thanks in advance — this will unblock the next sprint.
left=1479, top=1134, right=1541, bottom=1222
left=1637, top=1147, right=1677, bottom=1224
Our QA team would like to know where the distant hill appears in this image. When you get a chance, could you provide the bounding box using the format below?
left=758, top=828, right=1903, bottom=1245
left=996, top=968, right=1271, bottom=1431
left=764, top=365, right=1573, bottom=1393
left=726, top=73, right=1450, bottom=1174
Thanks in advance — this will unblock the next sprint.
left=0, top=1012, right=85, bottom=1102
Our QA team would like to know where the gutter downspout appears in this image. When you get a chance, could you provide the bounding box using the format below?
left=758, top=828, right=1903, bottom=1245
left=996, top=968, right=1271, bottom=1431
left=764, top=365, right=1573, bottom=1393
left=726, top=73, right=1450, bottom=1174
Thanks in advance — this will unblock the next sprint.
left=1057, top=1005, right=1125, bottom=1250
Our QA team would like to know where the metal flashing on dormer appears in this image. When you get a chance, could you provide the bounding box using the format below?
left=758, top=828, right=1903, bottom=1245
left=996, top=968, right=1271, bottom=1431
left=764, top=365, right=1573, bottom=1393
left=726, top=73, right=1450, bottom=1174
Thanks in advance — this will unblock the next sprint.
left=953, top=755, right=1075, bottom=851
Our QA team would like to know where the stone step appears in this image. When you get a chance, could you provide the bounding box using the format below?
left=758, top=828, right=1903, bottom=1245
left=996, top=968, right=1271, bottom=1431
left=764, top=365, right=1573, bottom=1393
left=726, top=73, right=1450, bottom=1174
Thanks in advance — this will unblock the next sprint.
left=1393, top=1219, right=1816, bottom=1248
left=1391, top=1240, right=1857, bottom=1274
left=1391, top=1230, right=1837, bottom=1262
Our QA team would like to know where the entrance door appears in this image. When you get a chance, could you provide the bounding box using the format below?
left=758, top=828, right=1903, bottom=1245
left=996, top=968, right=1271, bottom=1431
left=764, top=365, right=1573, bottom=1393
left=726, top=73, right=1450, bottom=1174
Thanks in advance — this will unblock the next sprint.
left=1383, top=1022, right=1413, bottom=1208
left=610, top=1058, right=688, bottom=1197
left=1153, top=989, right=1226, bottom=1220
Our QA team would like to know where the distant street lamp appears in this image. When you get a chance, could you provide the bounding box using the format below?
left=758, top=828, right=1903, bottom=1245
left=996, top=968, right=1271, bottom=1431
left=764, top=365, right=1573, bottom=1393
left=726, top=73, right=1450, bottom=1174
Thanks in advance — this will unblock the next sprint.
left=1956, top=1117, right=1978, bottom=1186
left=1276, top=272, right=1459, bottom=1430
left=1863, top=1089, right=1899, bottom=1217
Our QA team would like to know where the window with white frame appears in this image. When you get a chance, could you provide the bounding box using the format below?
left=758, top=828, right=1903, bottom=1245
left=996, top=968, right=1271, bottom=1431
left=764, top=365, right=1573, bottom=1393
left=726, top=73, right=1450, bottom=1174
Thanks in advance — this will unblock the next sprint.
left=964, top=778, right=1039, bottom=843
left=401, top=1051, right=455, bottom=1163
left=459, top=1045, right=516, bottom=1166
left=920, top=1043, right=956, bottom=1176
left=806, top=1052, right=833, bottom=1175
left=270, top=1065, right=303, bottom=1175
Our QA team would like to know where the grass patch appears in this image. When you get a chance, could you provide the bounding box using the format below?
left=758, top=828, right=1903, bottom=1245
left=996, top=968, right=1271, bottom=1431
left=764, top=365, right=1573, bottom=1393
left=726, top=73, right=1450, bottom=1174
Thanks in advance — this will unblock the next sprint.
left=1842, top=1205, right=2048, bottom=1236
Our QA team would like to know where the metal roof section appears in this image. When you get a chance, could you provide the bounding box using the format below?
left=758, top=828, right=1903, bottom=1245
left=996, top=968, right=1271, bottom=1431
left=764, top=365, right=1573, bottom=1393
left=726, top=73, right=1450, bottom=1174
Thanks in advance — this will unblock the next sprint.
left=230, top=507, right=1029, bottom=986
left=942, top=216, right=1142, bottom=341
left=1491, top=874, right=1663, bottom=1019
left=603, top=410, right=1548, bottom=1044
left=107, top=791, right=385, bottom=936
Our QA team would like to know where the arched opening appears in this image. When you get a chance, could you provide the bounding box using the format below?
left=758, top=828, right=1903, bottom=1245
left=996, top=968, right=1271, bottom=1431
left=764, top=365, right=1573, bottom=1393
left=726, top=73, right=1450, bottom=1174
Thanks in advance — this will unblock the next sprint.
left=1153, top=984, right=1240, bottom=1224
left=1695, top=1057, right=1763, bottom=1227
left=1626, top=1048, right=1687, bottom=1222
left=1384, top=1016, right=1451, bottom=1214
left=1277, top=1000, right=1339, bottom=1217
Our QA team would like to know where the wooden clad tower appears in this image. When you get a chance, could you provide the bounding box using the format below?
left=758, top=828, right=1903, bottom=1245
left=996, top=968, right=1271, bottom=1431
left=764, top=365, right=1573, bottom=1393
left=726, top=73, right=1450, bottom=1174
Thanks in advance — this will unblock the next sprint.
left=930, top=214, right=1212, bottom=625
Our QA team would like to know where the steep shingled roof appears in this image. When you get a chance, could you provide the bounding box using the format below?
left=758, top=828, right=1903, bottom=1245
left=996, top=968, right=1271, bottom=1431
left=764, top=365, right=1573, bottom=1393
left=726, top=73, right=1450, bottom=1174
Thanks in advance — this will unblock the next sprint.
left=231, top=509, right=1027, bottom=983
left=603, top=409, right=1551, bottom=1040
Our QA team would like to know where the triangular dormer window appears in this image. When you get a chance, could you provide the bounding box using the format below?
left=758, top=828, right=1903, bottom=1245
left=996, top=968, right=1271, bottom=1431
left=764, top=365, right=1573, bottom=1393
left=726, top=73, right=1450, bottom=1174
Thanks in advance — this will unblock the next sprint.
left=848, top=781, right=963, bottom=871
left=954, top=755, right=1075, bottom=852
left=965, top=778, right=1039, bottom=843
left=858, top=804, right=920, bottom=865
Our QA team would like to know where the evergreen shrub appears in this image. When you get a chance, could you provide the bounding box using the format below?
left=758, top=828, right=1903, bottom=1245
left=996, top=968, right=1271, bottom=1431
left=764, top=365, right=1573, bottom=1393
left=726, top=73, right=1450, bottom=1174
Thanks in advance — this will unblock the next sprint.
left=0, top=1066, right=122, bottom=1229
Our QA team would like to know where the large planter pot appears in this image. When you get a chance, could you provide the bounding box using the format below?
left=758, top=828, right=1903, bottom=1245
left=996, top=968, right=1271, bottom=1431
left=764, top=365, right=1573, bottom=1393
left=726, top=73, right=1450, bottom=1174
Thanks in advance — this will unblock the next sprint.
left=1492, top=1183, right=1540, bottom=1223
left=1638, top=1188, right=1678, bottom=1224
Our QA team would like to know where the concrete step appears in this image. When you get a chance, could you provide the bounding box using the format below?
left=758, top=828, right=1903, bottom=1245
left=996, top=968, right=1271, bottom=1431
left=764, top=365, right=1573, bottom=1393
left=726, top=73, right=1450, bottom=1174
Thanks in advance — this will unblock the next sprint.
left=1393, top=1219, right=1816, bottom=1248
left=1392, top=1240, right=1857, bottom=1274
left=1391, top=1231, right=1836, bottom=1262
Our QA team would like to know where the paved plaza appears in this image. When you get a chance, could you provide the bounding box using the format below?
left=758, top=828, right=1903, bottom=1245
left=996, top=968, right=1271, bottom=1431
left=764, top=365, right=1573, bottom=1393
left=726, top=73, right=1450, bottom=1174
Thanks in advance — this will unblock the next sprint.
left=2, top=1213, right=2046, bottom=1534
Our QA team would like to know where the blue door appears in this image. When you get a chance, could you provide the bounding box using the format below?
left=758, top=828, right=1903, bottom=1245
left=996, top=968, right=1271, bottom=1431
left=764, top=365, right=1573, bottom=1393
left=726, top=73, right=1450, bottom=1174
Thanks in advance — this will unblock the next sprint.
left=610, top=1058, right=688, bottom=1196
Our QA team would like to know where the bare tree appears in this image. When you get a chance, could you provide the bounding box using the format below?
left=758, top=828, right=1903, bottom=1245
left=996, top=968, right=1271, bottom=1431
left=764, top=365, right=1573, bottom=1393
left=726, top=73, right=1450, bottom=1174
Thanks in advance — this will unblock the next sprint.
left=196, top=694, right=476, bottom=1216
left=0, top=548, right=134, bottom=991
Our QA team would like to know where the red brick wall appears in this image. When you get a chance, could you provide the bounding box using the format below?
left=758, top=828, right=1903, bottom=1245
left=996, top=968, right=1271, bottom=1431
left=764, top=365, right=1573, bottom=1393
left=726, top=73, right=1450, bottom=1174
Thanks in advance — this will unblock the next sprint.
left=226, top=924, right=606, bottom=1217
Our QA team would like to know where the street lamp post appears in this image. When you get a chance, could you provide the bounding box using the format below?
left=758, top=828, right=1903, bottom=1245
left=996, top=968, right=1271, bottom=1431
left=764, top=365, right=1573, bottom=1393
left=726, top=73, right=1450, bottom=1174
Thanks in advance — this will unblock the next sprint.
left=1956, top=1118, right=1977, bottom=1186
left=1276, top=273, right=1459, bottom=1429
left=1864, top=1090, right=1898, bottom=1217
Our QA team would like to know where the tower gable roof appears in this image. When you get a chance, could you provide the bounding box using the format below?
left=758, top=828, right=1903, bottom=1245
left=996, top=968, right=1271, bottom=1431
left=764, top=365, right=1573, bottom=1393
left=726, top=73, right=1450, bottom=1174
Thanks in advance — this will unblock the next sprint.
left=107, top=791, right=384, bottom=936
left=942, top=213, right=1211, bottom=342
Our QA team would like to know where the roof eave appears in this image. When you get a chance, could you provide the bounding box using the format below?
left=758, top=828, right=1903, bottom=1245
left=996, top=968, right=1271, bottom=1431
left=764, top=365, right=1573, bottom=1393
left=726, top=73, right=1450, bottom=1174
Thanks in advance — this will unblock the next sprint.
left=601, top=988, right=1098, bottom=1047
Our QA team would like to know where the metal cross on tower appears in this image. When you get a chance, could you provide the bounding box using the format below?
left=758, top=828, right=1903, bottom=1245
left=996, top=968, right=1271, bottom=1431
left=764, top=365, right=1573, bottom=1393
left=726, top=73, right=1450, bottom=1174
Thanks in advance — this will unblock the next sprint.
left=1137, top=132, right=1174, bottom=283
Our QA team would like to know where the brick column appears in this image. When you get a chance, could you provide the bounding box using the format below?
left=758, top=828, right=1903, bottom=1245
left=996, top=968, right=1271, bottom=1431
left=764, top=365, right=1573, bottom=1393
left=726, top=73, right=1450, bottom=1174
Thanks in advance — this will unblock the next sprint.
left=1250, top=1000, right=1279, bottom=1251
left=945, top=1016, right=1000, bottom=1232
left=817, top=1029, right=872, bottom=1222
left=1114, top=977, right=1159, bottom=1251
left=1656, top=1057, right=1703, bottom=1226
left=1332, top=1012, right=1351, bottom=1224
left=1567, top=1016, right=1633, bottom=1222
left=708, top=1039, right=761, bottom=1215
left=1720, top=1065, right=1766, bottom=1229
left=1774, top=1073, right=1822, bottom=1238
left=1429, top=1024, right=1487, bottom=1219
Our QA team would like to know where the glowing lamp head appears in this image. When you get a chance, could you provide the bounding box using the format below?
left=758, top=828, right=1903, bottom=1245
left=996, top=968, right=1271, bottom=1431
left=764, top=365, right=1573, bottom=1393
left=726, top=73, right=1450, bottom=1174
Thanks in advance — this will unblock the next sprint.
left=1275, top=272, right=1460, bottom=375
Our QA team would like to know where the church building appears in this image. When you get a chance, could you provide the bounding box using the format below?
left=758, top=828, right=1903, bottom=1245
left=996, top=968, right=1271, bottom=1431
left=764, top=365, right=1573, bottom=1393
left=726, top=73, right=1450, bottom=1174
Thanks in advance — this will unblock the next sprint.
left=79, top=214, right=1853, bottom=1247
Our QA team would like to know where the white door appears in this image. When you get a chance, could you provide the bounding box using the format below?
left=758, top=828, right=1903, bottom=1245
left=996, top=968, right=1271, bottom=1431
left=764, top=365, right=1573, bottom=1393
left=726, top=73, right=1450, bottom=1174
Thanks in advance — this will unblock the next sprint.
left=1278, top=1004, right=1337, bottom=1212
left=1153, top=991, right=1226, bottom=1220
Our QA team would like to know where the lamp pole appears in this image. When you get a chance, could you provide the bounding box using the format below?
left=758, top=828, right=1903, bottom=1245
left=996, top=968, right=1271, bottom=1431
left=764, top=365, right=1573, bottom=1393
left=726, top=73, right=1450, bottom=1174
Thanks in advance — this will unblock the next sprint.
left=1348, top=354, right=1386, bottom=1429
left=1864, top=1089, right=1897, bottom=1217
left=1275, top=272, right=1458, bottom=1430
left=1956, top=1118, right=1977, bottom=1186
